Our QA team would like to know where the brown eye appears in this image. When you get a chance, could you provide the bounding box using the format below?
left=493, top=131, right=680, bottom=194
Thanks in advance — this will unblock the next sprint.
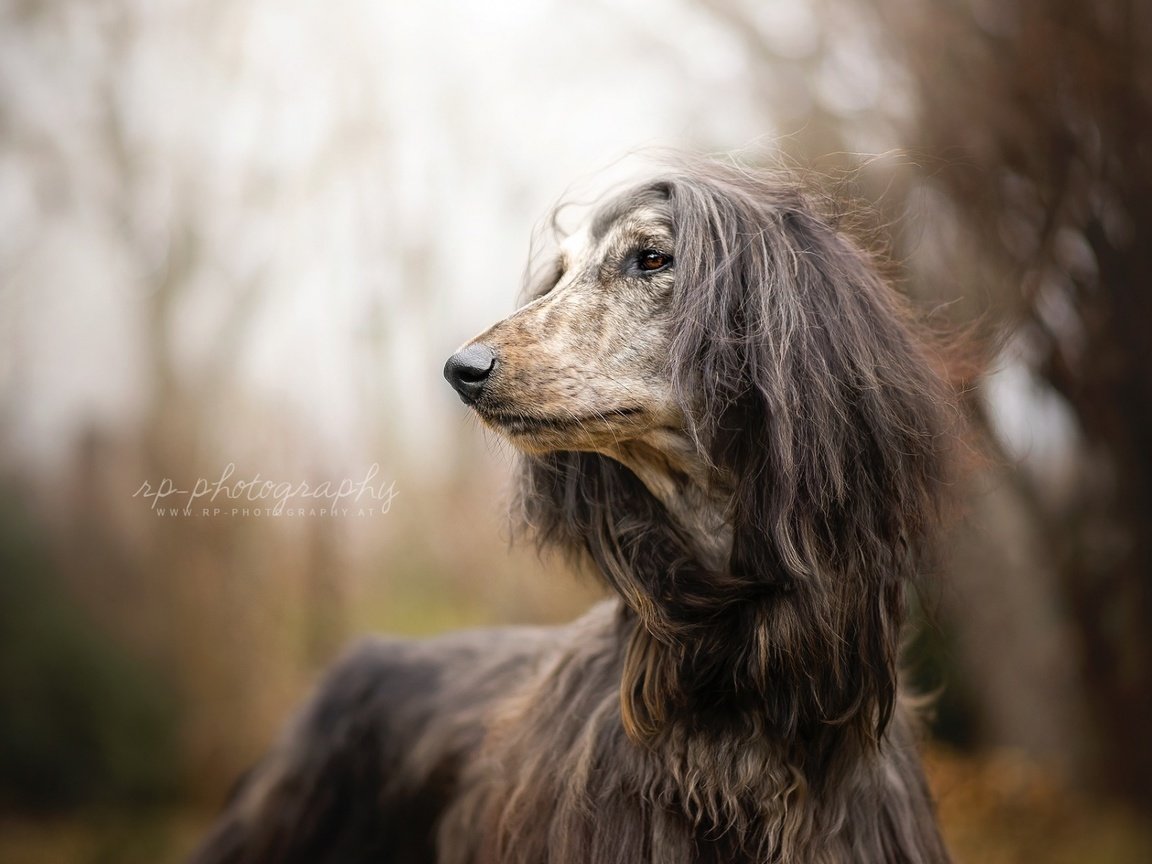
left=637, top=249, right=672, bottom=272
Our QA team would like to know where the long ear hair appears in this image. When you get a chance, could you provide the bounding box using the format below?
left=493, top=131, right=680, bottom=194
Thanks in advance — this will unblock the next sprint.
left=518, top=163, right=959, bottom=766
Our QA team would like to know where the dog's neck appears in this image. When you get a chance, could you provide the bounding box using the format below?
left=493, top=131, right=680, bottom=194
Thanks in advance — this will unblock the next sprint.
left=606, top=432, right=733, bottom=573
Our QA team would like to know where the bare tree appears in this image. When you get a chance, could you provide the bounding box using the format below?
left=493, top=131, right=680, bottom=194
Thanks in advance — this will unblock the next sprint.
left=870, top=0, right=1152, bottom=802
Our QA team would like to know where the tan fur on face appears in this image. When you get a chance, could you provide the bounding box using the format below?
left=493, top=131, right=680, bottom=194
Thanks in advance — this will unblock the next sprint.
left=459, top=203, right=684, bottom=457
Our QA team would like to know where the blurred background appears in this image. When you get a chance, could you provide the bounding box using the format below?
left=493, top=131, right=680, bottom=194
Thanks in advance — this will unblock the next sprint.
left=1, top=0, right=1150, bottom=861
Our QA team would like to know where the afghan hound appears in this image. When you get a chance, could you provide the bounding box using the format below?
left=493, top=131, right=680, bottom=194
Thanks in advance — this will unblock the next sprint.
left=192, top=160, right=959, bottom=864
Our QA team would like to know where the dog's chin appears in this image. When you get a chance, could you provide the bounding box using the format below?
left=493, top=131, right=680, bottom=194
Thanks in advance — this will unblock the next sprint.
left=474, top=404, right=647, bottom=454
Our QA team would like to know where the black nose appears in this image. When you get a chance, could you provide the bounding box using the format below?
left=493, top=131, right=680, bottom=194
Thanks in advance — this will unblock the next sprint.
left=444, top=344, right=497, bottom=405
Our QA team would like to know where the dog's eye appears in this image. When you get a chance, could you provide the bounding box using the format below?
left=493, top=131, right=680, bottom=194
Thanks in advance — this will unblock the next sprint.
left=637, top=250, right=672, bottom=273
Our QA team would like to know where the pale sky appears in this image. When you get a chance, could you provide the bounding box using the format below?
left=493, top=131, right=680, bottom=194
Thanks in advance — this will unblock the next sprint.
left=0, top=0, right=1063, bottom=484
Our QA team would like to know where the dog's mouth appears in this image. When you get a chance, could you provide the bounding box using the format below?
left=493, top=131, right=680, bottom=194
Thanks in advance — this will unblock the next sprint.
left=475, top=405, right=645, bottom=437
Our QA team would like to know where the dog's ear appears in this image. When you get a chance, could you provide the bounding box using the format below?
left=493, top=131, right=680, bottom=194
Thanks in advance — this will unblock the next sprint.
left=666, top=173, right=956, bottom=744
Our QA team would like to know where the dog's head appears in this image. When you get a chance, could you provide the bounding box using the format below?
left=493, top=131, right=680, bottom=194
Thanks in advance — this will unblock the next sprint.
left=443, top=182, right=684, bottom=455
left=445, top=161, right=959, bottom=747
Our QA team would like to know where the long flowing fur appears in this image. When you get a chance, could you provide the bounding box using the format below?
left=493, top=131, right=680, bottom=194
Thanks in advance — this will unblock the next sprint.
left=506, top=167, right=956, bottom=861
left=522, top=170, right=953, bottom=745
left=191, top=163, right=958, bottom=864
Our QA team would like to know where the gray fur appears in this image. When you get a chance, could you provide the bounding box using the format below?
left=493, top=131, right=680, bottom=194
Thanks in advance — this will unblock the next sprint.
left=192, top=160, right=958, bottom=864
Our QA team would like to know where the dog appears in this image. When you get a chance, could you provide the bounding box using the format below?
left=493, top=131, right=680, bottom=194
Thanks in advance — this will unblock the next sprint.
left=192, top=160, right=958, bottom=863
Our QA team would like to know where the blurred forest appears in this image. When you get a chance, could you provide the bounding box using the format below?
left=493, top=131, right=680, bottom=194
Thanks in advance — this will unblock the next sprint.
left=0, top=0, right=1149, bottom=862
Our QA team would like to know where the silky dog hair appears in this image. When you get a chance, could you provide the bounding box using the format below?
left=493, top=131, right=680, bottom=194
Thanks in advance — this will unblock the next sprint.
left=192, top=160, right=958, bottom=864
